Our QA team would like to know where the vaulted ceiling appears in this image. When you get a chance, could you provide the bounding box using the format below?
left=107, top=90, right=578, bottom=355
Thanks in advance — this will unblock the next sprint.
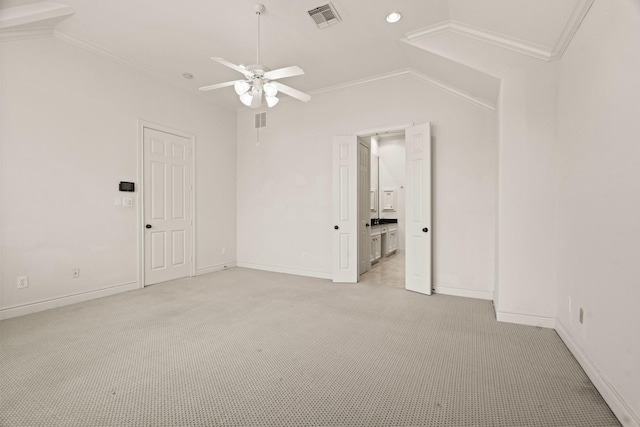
left=1, top=0, right=593, bottom=110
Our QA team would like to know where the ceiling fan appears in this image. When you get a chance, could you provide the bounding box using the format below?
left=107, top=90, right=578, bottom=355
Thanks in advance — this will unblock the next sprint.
left=199, top=3, right=311, bottom=108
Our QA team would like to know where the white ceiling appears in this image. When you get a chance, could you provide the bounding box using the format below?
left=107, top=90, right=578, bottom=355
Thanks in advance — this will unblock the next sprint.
left=1, top=0, right=591, bottom=110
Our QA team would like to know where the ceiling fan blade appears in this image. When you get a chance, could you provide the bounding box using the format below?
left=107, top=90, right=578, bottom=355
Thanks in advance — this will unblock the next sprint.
left=263, top=66, right=305, bottom=80
left=251, top=88, right=263, bottom=108
left=198, top=80, right=239, bottom=91
left=211, top=57, right=253, bottom=78
left=275, top=82, right=311, bottom=102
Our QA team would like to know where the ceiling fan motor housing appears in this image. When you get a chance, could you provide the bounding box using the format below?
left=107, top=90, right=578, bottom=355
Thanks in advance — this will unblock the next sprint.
left=246, top=64, right=269, bottom=77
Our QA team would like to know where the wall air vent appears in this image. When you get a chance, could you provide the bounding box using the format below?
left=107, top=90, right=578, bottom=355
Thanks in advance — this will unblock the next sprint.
left=255, top=112, right=267, bottom=129
left=308, top=3, right=342, bottom=28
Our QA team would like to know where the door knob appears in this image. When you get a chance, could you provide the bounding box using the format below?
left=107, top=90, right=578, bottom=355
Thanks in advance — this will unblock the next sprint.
left=146, top=224, right=152, bottom=229
left=422, top=227, right=428, bottom=233
left=334, top=225, right=339, bottom=230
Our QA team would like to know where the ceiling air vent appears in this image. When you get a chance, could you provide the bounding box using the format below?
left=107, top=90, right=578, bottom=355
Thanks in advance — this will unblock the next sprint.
left=308, top=3, right=342, bottom=28
left=255, top=112, right=267, bottom=129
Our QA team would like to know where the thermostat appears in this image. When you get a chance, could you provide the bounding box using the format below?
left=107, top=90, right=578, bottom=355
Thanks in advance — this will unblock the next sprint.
left=119, top=182, right=135, bottom=192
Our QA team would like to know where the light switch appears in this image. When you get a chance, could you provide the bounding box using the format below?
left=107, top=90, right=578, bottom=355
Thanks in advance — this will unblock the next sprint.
left=115, top=197, right=122, bottom=206
left=122, top=198, right=133, bottom=207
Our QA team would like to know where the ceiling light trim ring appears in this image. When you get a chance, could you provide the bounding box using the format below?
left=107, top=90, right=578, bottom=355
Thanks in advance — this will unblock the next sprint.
left=386, top=12, right=402, bottom=24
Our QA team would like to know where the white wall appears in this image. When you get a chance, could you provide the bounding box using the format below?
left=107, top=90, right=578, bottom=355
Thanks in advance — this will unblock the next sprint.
left=409, top=26, right=561, bottom=325
left=0, top=36, right=237, bottom=318
left=377, top=135, right=406, bottom=250
left=555, top=1, right=640, bottom=424
left=495, top=61, right=559, bottom=326
left=236, top=75, right=497, bottom=297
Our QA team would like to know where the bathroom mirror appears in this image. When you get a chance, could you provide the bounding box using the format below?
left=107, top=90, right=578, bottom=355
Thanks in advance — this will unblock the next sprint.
left=370, top=153, right=379, bottom=220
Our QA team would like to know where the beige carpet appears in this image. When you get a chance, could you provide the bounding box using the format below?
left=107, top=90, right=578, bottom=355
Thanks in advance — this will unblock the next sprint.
left=0, top=267, right=620, bottom=426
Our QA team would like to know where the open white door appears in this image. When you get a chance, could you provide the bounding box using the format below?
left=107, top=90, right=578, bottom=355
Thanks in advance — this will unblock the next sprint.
left=405, top=123, right=432, bottom=295
left=332, top=136, right=358, bottom=283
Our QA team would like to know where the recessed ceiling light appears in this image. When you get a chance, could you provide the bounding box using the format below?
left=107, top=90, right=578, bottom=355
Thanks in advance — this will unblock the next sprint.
left=385, top=12, right=402, bottom=23
left=182, top=73, right=194, bottom=79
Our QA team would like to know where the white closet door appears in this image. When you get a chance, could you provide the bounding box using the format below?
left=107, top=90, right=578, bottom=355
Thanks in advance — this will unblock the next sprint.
left=144, top=128, right=192, bottom=285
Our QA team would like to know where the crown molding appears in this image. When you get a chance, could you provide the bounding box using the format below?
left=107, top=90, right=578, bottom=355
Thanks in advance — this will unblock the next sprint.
left=53, top=30, right=228, bottom=109
left=51, top=31, right=493, bottom=112
left=307, top=68, right=495, bottom=111
left=550, top=0, right=595, bottom=60
left=308, top=69, right=411, bottom=96
left=405, top=20, right=551, bottom=61
left=0, top=27, right=53, bottom=42
left=405, top=0, right=594, bottom=63
left=407, top=69, right=496, bottom=111
left=236, top=67, right=496, bottom=112
left=54, top=30, right=171, bottom=81
left=0, top=1, right=73, bottom=42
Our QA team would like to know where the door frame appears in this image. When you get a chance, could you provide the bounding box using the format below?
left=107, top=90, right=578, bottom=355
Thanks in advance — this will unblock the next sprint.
left=357, top=137, right=372, bottom=276
left=332, top=122, right=415, bottom=283
left=137, top=120, right=196, bottom=288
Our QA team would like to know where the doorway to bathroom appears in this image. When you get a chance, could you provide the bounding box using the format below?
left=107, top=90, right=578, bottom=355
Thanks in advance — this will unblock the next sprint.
left=332, top=123, right=432, bottom=295
left=359, top=131, right=406, bottom=288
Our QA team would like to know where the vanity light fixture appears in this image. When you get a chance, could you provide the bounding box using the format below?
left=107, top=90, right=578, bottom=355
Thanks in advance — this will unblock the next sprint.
left=385, top=12, right=402, bottom=23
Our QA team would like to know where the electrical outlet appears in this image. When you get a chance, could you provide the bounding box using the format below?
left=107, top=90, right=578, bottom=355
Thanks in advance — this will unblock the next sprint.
left=579, top=307, right=584, bottom=324
left=72, top=268, right=80, bottom=279
left=17, top=276, right=28, bottom=289
left=302, top=251, right=308, bottom=259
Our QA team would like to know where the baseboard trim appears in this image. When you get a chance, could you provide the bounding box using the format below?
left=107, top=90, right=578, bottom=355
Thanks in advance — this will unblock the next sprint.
left=237, top=262, right=332, bottom=280
left=0, top=281, right=140, bottom=320
left=433, top=285, right=493, bottom=300
left=496, top=310, right=556, bottom=329
left=556, top=320, right=640, bottom=427
left=195, top=262, right=237, bottom=276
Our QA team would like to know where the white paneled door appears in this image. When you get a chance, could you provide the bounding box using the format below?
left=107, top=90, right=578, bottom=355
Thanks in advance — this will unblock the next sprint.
left=332, top=136, right=358, bottom=283
left=143, top=127, right=192, bottom=286
left=405, top=123, right=432, bottom=295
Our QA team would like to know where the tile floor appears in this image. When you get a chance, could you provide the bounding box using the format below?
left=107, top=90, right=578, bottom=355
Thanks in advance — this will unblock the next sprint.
left=359, top=252, right=405, bottom=288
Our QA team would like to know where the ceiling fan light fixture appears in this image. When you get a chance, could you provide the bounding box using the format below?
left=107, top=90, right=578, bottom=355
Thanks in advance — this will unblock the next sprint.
left=234, top=80, right=251, bottom=95
left=386, top=12, right=402, bottom=23
left=239, top=91, right=253, bottom=106
left=266, top=95, right=279, bottom=108
left=263, top=82, right=278, bottom=97
left=199, top=4, right=311, bottom=109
